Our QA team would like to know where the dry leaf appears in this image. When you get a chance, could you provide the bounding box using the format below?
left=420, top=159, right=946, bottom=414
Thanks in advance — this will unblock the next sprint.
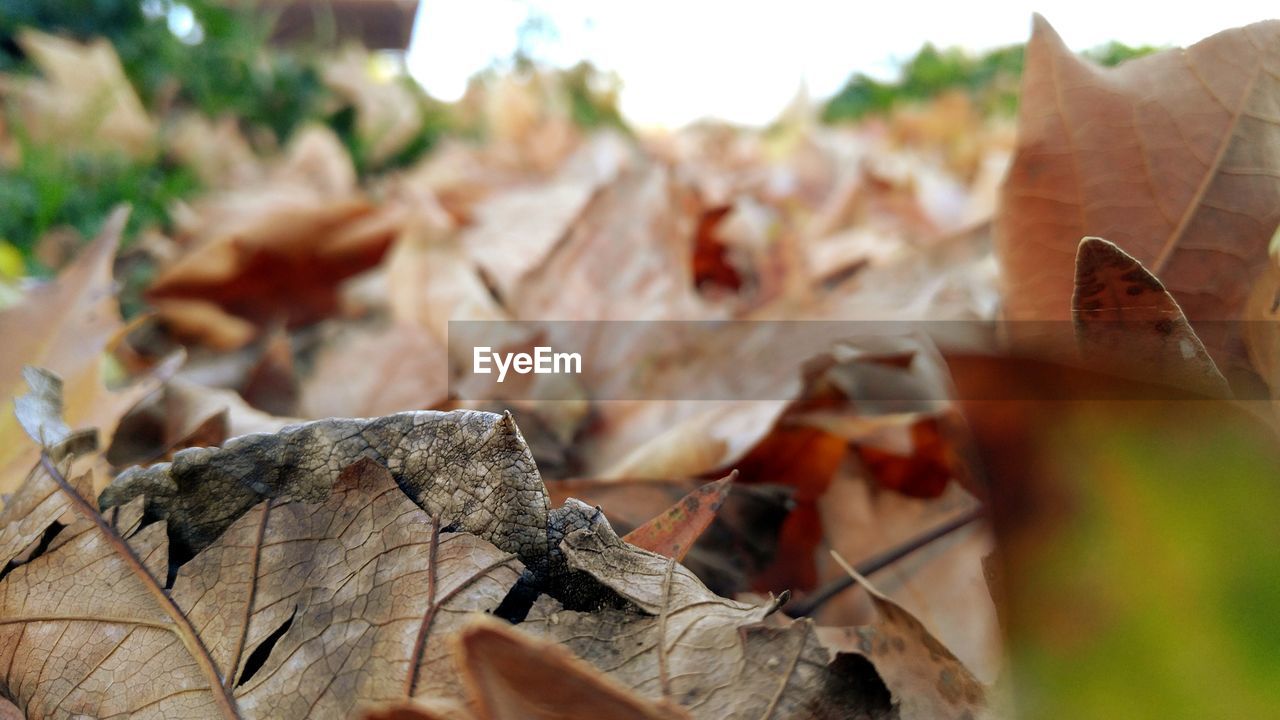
left=509, top=163, right=710, bottom=321
left=462, top=177, right=598, bottom=301
left=0, top=30, right=155, bottom=156
left=548, top=477, right=792, bottom=598
left=622, top=472, right=735, bottom=561
left=3, top=377, right=904, bottom=719
left=811, top=470, right=1000, bottom=683
left=996, top=17, right=1280, bottom=369
left=818, top=555, right=987, bottom=720
left=0, top=454, right=523, bottom=718
left=1072, top=236, right=1229, bottom=397
left=521, top=517, right=895, bottom=719
left=101, top=410, right=549, bottom=564
left=455, top=617, right=690, bottom=720
left=299, top=322, right=449, bottom=419
left=0, top=209, right=161, bottom=499
left=149, top=126, right=404, bottom=328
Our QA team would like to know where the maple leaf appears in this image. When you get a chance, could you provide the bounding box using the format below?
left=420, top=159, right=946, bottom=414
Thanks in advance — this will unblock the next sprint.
left=996, top=16, right=1280, bottom=375
left=0, top=30, right=156, bottom=156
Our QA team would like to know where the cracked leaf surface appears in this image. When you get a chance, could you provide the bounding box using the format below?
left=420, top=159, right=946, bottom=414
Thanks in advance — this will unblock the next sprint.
left=102, top=410, right=550, bottom=566
left=521, top=519, right=895, bottom=720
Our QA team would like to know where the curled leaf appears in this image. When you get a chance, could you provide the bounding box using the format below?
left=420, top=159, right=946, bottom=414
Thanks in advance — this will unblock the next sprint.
left=101, top=410, right=550, bottom=565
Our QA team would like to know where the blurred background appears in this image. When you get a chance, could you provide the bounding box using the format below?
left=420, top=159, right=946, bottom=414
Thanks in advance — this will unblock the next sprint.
left=2, top=4, right=1280, bottom=718
left=0, top=0, right=1271, bottom=276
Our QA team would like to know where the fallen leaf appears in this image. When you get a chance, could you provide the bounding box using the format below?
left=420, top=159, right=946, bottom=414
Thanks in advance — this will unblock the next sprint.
left=818, top=553, right=987, bottom=720
left=13, top=367, right=72, bottom=449
left=509, top=163, right=711, bottom=321
left=148, top=126, right=404, bottom=327
left=1072, top=236, right=1229, bottom=397
left=106, top=377, right=297, bottom=470
left=521, top=517, right=896, bottom=719
left=622, top=472, right=735, bottom=561
left=460, top=173, right=605, bottom=302
left=0, top=209, right=161, bottom=499
left=455, top=616, right=690, bottom=720
left=549, top=477, right=792, bottom=598
left=811, top=469, right=1000, bottom=683
left=101, top=410, right=550, bottom=564
left=0, top=452, right=524, bottom=718
left=0, top=30, right=155, bottom=156
left=996, top=16, right=1280, bottom=372
left=299, top=322, right=449, bottom=419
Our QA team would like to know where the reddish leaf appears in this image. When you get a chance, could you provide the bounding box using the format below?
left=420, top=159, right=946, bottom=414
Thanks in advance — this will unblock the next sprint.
left=622, top=471, right=735, bottom=561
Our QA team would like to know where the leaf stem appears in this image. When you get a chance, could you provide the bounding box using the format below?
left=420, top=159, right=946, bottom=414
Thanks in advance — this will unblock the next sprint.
left=783, top=504, right=985, bottom=618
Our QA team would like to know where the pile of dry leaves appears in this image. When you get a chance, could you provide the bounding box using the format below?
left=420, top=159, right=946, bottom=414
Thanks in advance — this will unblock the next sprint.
left=3, top=15, right=1280, bottom=719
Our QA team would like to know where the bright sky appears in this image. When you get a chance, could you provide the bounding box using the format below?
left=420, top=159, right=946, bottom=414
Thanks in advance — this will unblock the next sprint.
left=405, top=1, right=1274, bottom=128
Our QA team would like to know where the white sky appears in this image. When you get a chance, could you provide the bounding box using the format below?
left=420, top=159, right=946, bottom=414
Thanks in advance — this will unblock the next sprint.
left=405, top=1, right=1275, bottom=128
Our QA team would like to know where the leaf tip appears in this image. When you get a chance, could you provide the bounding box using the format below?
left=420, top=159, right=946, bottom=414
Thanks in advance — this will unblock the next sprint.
left=1029, top=13, right=1067, bottom=49
left=14, top=366, right=71, bottom=449
left=1073, top=236, right=1151, bottom=291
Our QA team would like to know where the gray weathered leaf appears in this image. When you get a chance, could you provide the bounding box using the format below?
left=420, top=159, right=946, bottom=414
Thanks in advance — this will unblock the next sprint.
left=101, top=410, right=550, bottom=566
left=521, top=518, right=896, bottom=719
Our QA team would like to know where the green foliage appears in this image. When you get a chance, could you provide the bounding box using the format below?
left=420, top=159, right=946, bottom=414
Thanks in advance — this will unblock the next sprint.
left=0, top=137, right=199, bottom=271
left=0, top=0, right=329, bottom=142
left=1083, top=40, right=1161, bottom=67
left=822, top=40, right=1159, bottom=123
left=562, top=62, right=627, bottom=131
left=329, top=80, right=455, bottom=178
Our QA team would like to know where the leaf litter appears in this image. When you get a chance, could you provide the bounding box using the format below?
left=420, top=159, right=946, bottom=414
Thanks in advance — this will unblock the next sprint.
left=4, top=13, right=1280, bottom=720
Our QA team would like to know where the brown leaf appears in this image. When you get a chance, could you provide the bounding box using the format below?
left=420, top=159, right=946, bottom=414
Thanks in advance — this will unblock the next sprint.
left=622, top=472, right=735, bottom=561
left=0, top=209, right=161, bottom=499
left=811, top=469, right=1000, bottom=682
left=194, top=460, right=523, bottom=716
left=467, top=177, right=596, bottom=298
left=0, top=30, right=155, bottom=156
left=509, top=163, right=710, bottom=321
left=299, top=322, right=449, bottom=419
left=362, top=698, right=471, bottom=720
left=456, top=617, right=690, bottom=720
left=360, top=617, right=688, bottom=720
left=1072, top=236, right=1230, bottom=397
left=521, top=518, right=896, bottom=719
left=819, top=554, right=987, bottom=720
left=0, top=454, right=524, bottom=718
left=692, top=204, right=745, bottom=293
left=101, top=411, right=550, bottom=564
left=548, top=477, right=792, bottom=598
left=996, top=17, right=1280, bottom=367
left=148, top=126, right=404, bottom=327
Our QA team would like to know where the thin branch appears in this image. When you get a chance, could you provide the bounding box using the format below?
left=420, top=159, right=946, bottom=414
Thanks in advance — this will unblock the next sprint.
left=783, top=504, right=985, bottom=618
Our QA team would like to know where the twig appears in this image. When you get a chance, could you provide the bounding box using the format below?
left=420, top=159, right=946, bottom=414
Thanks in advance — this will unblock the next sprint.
left=783, top=504, right=985, bottom=618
